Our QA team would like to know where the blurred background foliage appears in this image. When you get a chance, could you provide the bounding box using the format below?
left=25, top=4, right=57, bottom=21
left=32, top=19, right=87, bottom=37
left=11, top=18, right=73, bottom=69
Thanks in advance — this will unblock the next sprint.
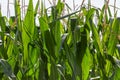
left=0, top=0, right=120, bottom=80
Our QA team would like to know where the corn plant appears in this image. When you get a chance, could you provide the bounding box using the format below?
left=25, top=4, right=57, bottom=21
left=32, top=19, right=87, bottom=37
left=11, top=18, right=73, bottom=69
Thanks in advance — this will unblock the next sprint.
left=0, top=0, right=120, bottom=80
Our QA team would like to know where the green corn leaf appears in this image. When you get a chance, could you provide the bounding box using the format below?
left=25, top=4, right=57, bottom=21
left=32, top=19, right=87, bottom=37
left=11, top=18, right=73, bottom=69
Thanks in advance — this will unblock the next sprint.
left=0, top=17, right=6, bottom=34
left=88, top=20, right=103, bottom=55
left=108, top=6, right=112, bottom=17
left=76, top=25, right=88, bottom=79
left=110, top=67, right=120, bottom=80
left=82, top=48, right=92, bottom=80
left=7, top=40, right=14, bottom=58
left=114, top=68, right=120, bottom=80
left=14, top=0, right=21, bottom=31
left=70, top=18, right=77, bottom=32
left=0, top=59, right=16, bottom=80
left=17, top=70, right=22, bottom=80
left=60, top=33, right=68, bottom=51
left=76, top=27, right=87, bottom=64
left=86, top=8, right=103, bottom=55
left=49, top=21, right=62, bottom=58
left=14, top=0, right=21, bottom=17
left=86, top=8, right=107, bottom=79
left=39, top=16, right=49, bottom=33
left=39, top=58, right=48, bottom=80
left=102, top=24, right=110, bottom=44
left=49, top=60, right=59, bottom=80
left=22, top=0, right=34, bottom=63
left=9, top=16, right=17, bottom=33
left=34, top=0, right=39, bottom=16
left=56, top=0, right=64, bottom=17
left=40, top=0, right=45, bottom=16
left=108, top=18, right=120, bottom=55
left=0, top=17, right=8, bottom=59
left=86, top=8, right=95, bottom=22
left=23, top=0, right=34, bottom=38
left=44, top=30, right=56, bottom=58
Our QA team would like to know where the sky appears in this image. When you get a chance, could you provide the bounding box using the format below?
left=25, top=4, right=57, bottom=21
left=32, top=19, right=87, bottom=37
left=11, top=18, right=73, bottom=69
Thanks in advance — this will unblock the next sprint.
left=0, top=0, right=120, bottom=17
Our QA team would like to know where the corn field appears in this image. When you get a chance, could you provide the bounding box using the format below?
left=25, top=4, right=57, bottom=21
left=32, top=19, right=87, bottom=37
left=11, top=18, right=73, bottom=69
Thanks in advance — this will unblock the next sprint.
left=0, top=0, right=120, bottom=80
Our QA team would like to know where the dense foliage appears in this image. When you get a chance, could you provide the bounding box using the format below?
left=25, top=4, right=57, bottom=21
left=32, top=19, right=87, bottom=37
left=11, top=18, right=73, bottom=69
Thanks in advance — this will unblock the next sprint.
left=0, top=0, right=120, bottom=80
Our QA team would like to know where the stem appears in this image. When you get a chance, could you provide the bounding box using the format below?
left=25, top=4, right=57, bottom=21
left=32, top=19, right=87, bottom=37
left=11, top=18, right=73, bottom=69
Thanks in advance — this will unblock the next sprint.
left=73, top=0, right=75, bottom=11
left=114, top=0, right=116, bottom=17
left=104, top=0, right=109, bottom=27
left=88, top=0, right=91, bottom=10
left=22, top=0, right=23, bottom=19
